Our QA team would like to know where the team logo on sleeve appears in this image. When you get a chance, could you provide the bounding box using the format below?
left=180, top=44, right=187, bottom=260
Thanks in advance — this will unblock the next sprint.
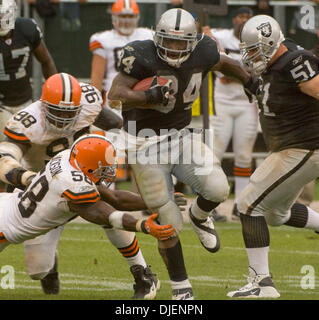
left=257, top=22, right=272, bottom=37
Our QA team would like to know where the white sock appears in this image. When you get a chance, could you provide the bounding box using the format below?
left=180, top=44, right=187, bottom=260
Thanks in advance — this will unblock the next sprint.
left=125, top=251, right=147, bottom=268
left=234, top=176, right=250, bottom=202
left=305, top=206, right=319, bottom=231
left=191, top=200, right=210, bottom=220
left=246, top=247, right=270, bottom=275
left=171, top=279, right=192, bottom=290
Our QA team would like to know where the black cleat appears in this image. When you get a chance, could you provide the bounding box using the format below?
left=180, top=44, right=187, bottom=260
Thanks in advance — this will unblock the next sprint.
left=130, top=265, right=160, bottom=300
left=40, top=255, right=60, bottom=295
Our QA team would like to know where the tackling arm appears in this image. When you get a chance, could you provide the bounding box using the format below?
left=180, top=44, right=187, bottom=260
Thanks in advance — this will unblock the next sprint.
left=90, top=54, right=107, bottom=93
left=0, top=139, right=35, bottom=188
left=69, top=200, right=175, bottom=241
left=211, top=54, right=250, bottom=84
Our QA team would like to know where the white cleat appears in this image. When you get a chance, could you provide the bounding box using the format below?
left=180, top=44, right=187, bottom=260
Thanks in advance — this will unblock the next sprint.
left=188, top=208, right=220, bottom=253
left=227, top=267, right=280, bottom=298
left=172, top=287, right=194, bottom=300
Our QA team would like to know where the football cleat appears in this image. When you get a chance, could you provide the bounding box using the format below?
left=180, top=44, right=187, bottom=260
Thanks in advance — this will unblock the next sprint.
left=172, top=287, right=194, bottom=300
left=232, top=203, right=240, bottom=221
left=130, top=265, right=160, bottom=300
left=210, top=209, right=227, bottom=222
left=189, top=208, right=220, bottom=253
left=227, top=267, right=280, bottom=298
left=40, top=255, right=60, bottom=295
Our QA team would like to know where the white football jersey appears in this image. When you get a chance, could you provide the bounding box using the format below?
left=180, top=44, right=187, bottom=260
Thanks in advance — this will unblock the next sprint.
left=211, top=28, right=253, bottom=107
left=0, top=149, right=100, bottom=244
left=89, top=28, right=154, bottom=92
left=4, top=83, right=103, bottom=171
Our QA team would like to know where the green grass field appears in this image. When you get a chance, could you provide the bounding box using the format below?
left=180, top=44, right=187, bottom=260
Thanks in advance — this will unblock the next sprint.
left=0, top=220, right=318, bottom=300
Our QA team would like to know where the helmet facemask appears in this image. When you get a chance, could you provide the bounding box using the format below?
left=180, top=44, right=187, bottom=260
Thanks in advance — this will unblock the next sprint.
left=112, top=13, right=139, bottom=36
left=0, top=0, right=17, bottom=37
left=42, top=101, right=82, bottom=134
left=92, top=161, right=117, bottom=187
left=154, top=31, right=199, bottom=68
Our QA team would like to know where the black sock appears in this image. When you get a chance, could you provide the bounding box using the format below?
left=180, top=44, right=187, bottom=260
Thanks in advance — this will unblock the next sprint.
left=158, top=240, right=187, bottom=281
left=285, top=203, right=308, bottom=228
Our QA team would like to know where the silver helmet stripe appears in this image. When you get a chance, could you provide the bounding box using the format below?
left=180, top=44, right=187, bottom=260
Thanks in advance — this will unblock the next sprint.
left=60, top=73, right=72, bottom=103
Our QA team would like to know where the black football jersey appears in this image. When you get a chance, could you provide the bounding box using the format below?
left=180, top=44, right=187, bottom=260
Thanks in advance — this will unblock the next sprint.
left=0, top=18, right=42, bottom=106
left=117, top=35, right=220, bottom=135
left=257, top=48, right=319, bottom=152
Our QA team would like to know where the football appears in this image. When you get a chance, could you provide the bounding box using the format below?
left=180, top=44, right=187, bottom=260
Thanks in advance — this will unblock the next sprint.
left=133, top=76, right=169, bottom=91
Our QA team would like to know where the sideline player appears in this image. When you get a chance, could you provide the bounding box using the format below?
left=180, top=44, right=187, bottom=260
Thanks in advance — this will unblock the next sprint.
left=108, top=8, right=259, bottom=299
left=0, top=73, right=161, bottom=298
left=89, top=0, right=153, bottom=116
left=227, top=15, right=319, bottom=298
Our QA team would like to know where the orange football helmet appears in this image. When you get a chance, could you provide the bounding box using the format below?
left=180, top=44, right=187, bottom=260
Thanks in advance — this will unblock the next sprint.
left=69, top=134, right=117, bottom=186
left=41, top=73, right=82, bottom=133
left=111, top=0, right=139, bottom=36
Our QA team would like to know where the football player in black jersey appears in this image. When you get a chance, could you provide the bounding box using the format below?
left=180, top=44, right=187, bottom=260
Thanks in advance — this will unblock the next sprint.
left=108, top=8, right=258, bottom=300
left=0, top=0, right=57, bottom=140
left=227, top=15, right=319, bottom=298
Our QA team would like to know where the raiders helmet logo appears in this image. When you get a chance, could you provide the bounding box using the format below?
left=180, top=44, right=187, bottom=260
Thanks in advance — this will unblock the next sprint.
left=257, top=22, right=272, bottom=37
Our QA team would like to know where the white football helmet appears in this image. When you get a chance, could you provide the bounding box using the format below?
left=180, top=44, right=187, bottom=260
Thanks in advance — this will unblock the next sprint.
left=0, top=0, right=17, bottom=37
left=154, top=8, right=200, bottom=68
left=240, top=15, right=285, bottom=75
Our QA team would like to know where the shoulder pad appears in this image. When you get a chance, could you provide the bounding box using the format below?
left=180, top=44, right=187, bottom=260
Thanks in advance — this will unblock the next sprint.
left=117, top=40, right=156, bottom=80
left=277, top=50, right=319, bottom=83
left=193, top=35, right=220, bottom=67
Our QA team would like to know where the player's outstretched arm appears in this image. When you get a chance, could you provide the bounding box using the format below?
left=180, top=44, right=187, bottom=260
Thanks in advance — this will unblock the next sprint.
left=97, top=185, right=188, bottom=212
left=0, top=139, right=35, bottom=188
left=69, top=200, right=175, bottom=240
left=211, top=54, right=250, bottom=84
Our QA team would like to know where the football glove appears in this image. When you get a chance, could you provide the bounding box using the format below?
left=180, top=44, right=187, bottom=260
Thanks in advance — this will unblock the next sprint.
left=244, top=76, right=261, bottom=103
left=136, top=213, right=175, bottom=240
left=145, top=79, right=173, bottom=106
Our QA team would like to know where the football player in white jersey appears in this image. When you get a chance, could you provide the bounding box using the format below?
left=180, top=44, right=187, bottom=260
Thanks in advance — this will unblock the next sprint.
left=0, top=73, right=167, bottom=299
left=0, top=134, right=175, bottom=300
left=89, top=0, right=153, bottom=116
left=203, top=7, right=259, bottom=221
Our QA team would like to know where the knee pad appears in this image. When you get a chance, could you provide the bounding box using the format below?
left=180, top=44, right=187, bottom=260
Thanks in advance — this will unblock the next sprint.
left=103, top=228, right=135, bottom=248
left=157, top=200, right=184, bottom=235
left=137, top=168, right=170, bottom=208
left=200, top=169, right=230, bottom=203
left=264, top=210, right=287, bottom=226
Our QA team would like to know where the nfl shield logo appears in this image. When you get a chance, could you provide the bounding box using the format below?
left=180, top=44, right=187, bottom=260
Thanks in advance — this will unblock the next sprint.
left=257, top=22, right=272, bottom=37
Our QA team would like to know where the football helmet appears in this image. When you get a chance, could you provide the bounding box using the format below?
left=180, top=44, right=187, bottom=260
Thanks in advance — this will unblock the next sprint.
left=0, top=0, right=18, bottom=37
left=69, top=134, right=117, bottom=186
left=240, top=15, right=285, bottom=75
left=41, top=73, right=82, bottom=134
left=112, top=0, right=139, bottom=36
left=154, top=8, right=200, bottom=68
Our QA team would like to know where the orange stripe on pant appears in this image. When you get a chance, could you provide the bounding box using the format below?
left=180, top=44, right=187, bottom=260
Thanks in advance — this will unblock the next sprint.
left=119, top=237, right=139, bottom=258
left=233, top=166, right=252, bottom=177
